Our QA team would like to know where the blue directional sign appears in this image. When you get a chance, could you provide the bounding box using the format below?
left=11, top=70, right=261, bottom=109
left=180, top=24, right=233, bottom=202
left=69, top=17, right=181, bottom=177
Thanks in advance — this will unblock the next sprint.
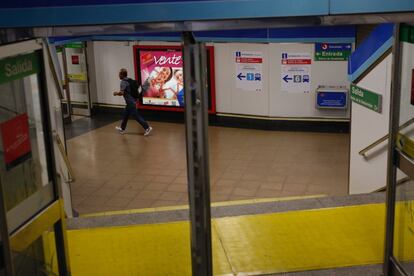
left=283, top=75, right=293, bottom=83
left=237, top=73, right=246, bottom=80
left=315, top=43, right=352, bottom=52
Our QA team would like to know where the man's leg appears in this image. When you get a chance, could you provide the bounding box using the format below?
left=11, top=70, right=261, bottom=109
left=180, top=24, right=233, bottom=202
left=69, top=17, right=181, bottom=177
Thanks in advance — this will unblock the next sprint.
left=120, top=105, right=131, bottom=130
left=131, top=107, right=149, bottom=130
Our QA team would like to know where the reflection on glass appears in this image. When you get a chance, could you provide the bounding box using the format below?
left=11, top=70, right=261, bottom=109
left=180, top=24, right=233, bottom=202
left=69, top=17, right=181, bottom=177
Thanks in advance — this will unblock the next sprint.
left=393, top=39, right=414, bottom=272
left=12, top=229, right=58, bottom=276
left=0, top=66, right=54, bottom=232
left=393, top=175, right=414, bottom=273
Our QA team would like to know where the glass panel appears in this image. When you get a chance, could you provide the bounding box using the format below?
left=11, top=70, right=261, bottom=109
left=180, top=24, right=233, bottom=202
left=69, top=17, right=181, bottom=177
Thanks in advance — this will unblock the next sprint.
left=64, top=46, right=90, bottom=116
left=394, top=32, right=414, bottom=272
left=0, top=242, right=4, bottom=276
left=12, top=227, right=59, bottom=276
left=0, top=52, right=54, bottom=232
left=393, top=175, right=414, bottom=273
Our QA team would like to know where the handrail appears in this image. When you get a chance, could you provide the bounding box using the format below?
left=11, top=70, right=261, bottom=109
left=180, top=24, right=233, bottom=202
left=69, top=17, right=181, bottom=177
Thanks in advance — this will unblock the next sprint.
left=53, top=131, right=75, bottom=182
left=372, top=177, right=411, bottom=193
left=43, top=38, right=64, bottom=100
left=359, top=117, right=414, bottom=158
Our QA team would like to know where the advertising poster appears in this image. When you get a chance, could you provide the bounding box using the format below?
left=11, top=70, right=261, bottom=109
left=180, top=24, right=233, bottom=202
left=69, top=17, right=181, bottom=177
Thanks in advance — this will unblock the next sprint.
left=315, top=43, right=352, bottom=61
left=0, top=113, right=32, bottom=171
left=235, top=51, right=262, bottom=91
left=139, top=50, right=183, bottom=107
left=280, top=52, right=312, bottom=94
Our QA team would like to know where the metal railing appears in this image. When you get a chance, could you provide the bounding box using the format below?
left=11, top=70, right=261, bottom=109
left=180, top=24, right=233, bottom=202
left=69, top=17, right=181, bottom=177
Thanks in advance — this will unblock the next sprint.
left=53, top=131, right=75, bottom=183
left=359, top=117, right=414, bottom=158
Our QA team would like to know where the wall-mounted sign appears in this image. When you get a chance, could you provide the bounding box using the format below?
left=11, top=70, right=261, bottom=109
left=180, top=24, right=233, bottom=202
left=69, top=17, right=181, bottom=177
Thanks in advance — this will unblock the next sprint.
left=64, top=42, right=84, bottom=49
left=235, top=51, right=263, bottom=92
left=133, top=45, right=216, bottom=113
left=67, top=73, right=87, bottom=82
left=0, top=52, right=39, bottom=85
left=350, top=84, right=382, bottom=113
left=315, top=43, right=352, bottom=61
left=0, top=113, right=32, bottom=171
left=138, top=49, right=183, bottom=107
left=316, top=86, right=348, bottom=109
left=280, top=52, right=311, bottom=93
left=71, top=55, right=79, bottom=65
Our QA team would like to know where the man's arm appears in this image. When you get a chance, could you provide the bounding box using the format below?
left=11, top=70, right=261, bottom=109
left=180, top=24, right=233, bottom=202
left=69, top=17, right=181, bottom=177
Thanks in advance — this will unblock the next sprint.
left=113, top=90, right=124, bottom=96
left=114, top=80, right=127, bottom=96
left=114, top=79, right=128, bottom=96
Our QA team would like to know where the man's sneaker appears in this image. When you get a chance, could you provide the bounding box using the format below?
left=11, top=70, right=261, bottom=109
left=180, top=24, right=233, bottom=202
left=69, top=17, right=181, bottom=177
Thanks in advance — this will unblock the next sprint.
left=144, top=126, right=153, bottom=136
left=115, top=126, right=125, bottom=134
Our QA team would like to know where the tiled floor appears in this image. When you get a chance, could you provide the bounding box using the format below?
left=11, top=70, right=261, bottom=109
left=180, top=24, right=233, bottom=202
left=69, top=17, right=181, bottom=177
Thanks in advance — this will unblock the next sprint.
left=67, top=120, right=349, bottom=215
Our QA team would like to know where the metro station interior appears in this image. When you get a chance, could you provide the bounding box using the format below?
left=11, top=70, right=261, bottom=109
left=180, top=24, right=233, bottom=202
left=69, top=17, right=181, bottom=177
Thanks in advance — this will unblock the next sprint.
left=1, top=1, right=414, bottom=275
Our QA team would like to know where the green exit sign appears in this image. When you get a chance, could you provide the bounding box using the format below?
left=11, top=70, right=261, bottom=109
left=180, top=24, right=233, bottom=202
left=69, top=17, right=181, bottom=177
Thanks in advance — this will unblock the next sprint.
left=315, top=51, right=350, bottom=61
left=350, top=84, right=382, bottom=113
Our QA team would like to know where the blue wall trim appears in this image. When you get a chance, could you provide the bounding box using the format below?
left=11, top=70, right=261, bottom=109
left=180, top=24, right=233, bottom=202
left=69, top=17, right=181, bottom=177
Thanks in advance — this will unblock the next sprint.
left=348, top=38, right=393, bottom=82
left=195, top=29, right=269, bottom=39
left=0, top=0, right=329, bottom=28
left=1, top=0, right=215, bottom=9
left=49, top=26, right=355, bottom=44
left=331, top=0, right=414, bottom=14
left=266, top=37, right=354, bottom=43
left=268, top=25, right=355, bottom=38
left=1, top=1, right=414, bottom=28
left=348, top=23, right=394, bottom=81
left=4, top=0, right=414, bottom=13
left=93, top=35, right=182, bottom=42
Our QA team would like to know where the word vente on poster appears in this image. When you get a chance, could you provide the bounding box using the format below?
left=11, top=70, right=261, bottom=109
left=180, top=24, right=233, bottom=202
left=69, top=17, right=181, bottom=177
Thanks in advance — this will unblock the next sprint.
left=235, top=51, right=263, bottom=92
left=139, top=50, right=184, bottom=107
left=280, top=52, right=312, bottom=94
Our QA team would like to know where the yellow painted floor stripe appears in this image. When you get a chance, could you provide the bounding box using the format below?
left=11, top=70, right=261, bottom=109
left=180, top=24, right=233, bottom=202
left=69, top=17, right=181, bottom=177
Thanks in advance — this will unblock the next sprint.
left=66, top=202, right=414, bottom=275
left=68, top=222, right=232, bottom=276
left=214, top=204, right=385, bottom=275
left=81, top=195, right=325, bottom=218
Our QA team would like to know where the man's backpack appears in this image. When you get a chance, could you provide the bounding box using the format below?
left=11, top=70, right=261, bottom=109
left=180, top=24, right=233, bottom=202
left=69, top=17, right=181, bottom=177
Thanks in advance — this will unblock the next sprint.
left=127, top=78, right=141, bottom=100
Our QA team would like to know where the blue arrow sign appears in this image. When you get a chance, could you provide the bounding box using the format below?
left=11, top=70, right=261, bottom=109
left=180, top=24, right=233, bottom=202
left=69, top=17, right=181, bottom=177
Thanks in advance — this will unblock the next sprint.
left=237, top=73, right=246, bottom=80
left=283, top=75, right=292, bottom=83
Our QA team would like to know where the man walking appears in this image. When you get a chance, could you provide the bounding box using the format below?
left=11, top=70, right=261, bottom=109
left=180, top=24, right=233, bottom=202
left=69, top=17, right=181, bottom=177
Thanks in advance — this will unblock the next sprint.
left=113, top=68, right=153, bottom=136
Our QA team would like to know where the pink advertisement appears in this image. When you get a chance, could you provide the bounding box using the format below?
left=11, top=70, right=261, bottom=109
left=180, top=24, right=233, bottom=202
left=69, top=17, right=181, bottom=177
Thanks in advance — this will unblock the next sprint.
left=139, top=50, right=184, bottom=107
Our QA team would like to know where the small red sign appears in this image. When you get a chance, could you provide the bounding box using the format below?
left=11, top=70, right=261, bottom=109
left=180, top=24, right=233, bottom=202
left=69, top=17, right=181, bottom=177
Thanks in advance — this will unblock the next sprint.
left=411, top=69, right=414, bottom=105
left=281, top=59, right=312, bottom=65
left=0, top=114, right=32, bottom=170
left=235, top=57, right=263, bottom=63
left=71, top=55, right=79, bottom=64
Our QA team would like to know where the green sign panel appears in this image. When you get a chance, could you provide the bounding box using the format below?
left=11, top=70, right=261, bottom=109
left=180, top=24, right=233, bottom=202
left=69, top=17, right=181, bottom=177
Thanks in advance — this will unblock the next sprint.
left=64, top=42, right=84, bottom=49
left=315, top=51, right=350, bottom=61
left=315, top=43, right=352, bottom=61
left=400, top=24, right=414, bottom=44
left=0, top=52, right=39, bottom=85
left=350, top=84, right=382, bottom=113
